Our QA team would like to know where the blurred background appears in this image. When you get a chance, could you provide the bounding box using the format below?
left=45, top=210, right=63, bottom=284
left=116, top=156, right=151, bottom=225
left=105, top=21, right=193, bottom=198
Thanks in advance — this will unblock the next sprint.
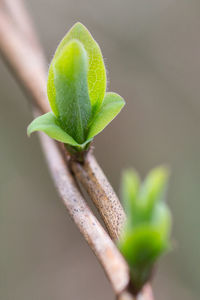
left=0, top=0, right=200, bottom=299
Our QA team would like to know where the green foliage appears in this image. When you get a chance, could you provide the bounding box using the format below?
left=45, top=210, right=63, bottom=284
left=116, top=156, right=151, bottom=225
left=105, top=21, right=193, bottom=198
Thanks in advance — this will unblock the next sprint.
left=118, top=166, right=171, bottom=293
left=53, top=40, right=91, bottom=144
left=27, top=22, right=125, bottom=153
left=87, top=92, right=125, bottom=139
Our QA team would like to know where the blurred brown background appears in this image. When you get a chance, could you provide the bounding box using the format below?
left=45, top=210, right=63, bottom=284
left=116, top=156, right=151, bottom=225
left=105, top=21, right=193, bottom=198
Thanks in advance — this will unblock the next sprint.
left=1, top=0, right=200, bottom=299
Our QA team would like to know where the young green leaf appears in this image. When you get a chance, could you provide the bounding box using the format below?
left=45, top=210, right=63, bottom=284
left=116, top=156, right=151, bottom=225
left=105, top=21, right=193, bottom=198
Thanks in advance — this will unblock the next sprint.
left=27, top=22, right=125, bottom=157
left=53, top=39, right=91, bottom=144
left=121, top=169, right=140, bottom=220
left=47, top=22, right=106, bottom=115
left=118, top=166, right=172, bottom=293
left=138, top=166, right=169, bottom=218
left=27, top=112, right=80, bottom=146
left=87, top=92, right=125, bottom=140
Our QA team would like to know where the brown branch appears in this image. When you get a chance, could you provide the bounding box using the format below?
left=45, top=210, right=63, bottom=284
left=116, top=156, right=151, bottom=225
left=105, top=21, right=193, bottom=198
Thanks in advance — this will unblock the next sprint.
left=0, top=4, right=131, bottom=297
left=2, top=0, right=41, bottom=47
left=70, top=153, right=126, bottom=241
left=38, top=123, right=130, bottom=295
left=0, top=0, right=126, bottom=243
left=0, top=1, right=154, bottom=299
left=0, top=6, right=49, bottom=114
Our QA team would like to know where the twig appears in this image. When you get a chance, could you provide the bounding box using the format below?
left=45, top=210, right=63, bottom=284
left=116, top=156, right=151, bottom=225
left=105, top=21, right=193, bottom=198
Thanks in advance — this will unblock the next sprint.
left=0, top=1, right=154, bottom=299
left=2, top=0, right=41, bottom=48
left=0, top=1, right=126, bottom=242
left=70, top=153, right=126, bottom=240
left=0, top=6, right=49, bottom=114
left=0, top=3, right=131, bottom=297
left=38, top=121, right=129, bottom=295
left=0, top=0, right=126, bottom=243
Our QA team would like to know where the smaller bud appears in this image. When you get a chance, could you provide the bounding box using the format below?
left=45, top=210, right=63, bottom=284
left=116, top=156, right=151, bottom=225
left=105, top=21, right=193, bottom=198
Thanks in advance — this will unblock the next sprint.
left=118, top=166, right=172, bottom=294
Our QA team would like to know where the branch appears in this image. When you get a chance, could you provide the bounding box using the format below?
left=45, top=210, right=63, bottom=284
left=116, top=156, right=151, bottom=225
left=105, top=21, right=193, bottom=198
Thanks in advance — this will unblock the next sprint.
left=0, top=1, right=154, bottom=299
left=38, top=121, right=129, bottom=295
left=0, top=1, right=126, bottom=242
left=70, top=153, right=126, bottom=240
left=0, top=3, right=131, bottom=297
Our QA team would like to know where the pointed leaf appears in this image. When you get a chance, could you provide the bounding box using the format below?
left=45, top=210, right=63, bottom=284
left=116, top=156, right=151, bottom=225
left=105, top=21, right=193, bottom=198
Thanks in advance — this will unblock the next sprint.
left=152, top=203, right=171, bottom=239
left=47, top=22, right=106, bottom=115
left=138, top=166, right=169, bottom=217
left=53, top=39, right=91, bottom=144
left=27, top=112, right=80, bottom=146
left=121, top=169, right=140, bottom=219
left=87, top=92, right=125, bottom=140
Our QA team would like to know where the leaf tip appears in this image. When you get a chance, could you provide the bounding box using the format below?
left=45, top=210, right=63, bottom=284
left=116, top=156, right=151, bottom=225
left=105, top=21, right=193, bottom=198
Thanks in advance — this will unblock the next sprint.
left=70, top=21, right=89, bottom=35
left=27, top=125, right=32, bottom=137
left=150, top=164, right=171, bottom=189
